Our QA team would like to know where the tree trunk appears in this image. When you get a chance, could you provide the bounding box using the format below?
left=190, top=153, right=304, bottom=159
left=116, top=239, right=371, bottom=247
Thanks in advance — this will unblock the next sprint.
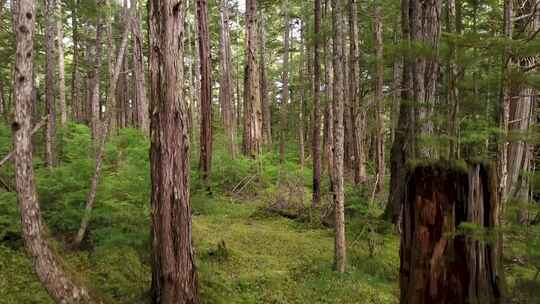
left=331, top=0, right=346, bottom=274
left=148, top=0, right=200, bottom=302
left=298, top=22, right=306, bottom=168
left=447, top=0, right=460, bottom=159
left=373, top=3, right=385, bottom=194
left=57, top=0, right=67, bottom=127
left=400, top=163, right=503, bottom=304
left=498, top=0, right=513, bottom=206
left=89, top=10, right=103, bottom=141
left=197, top=0, right=212, bottom=191
left=219, top=0, right=236, bottom=158
left=260, top=14, right=272, bottom=145
left=74, top=6, right=132, bottom=247
left=12, top=0, right=92, bottom=301
left=71, top=0, right=82, bottom=123
left=279, top=0, right=290, bottom=164
left=44, top=0, right=56, bottom=167
left=312, top=0, right=322, bottom=207
left=132, top=0, right=149, bottom=135
left=242, top=0, right=262, bottom=158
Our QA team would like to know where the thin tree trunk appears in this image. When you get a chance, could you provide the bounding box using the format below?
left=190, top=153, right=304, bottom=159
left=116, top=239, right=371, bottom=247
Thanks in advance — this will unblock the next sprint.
left=373, top=3, right=385, bottom=194
left=12, top=0, right=92, bottom=302
left=219, top=0, right=236, bottom=158
left=260, top=14, right=272, bottom=145
left=74, top=6, right=132, bottom=247
left=243, top=0, right=262, bottom=158
left=44, top=0, right=56, bottom=167
left=57, top=0, right=67, bottom=127
left=312, top=0, right=323, bottom=207
left=498, top=0, right=513, bottom=206
left=89, top=10, right=103, bottom=141
left=132, top=0, right=148, bottom=135
left=148, top=0, right=199, bottom=302
left=71, top=0, right=81, bottom=123
left=197, top=0, right=212, bottom=191
left=331, top=0, right=346, bottom=273
left=279, top=0, right=290, bottom=164
left=447, top=0, right=459, bottom=159
left=298, top=22, right=306, bottom=168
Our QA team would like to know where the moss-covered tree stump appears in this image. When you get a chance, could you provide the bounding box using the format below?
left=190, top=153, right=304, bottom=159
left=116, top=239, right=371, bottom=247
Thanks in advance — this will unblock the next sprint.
left=400, top=163, right=503, bottom=304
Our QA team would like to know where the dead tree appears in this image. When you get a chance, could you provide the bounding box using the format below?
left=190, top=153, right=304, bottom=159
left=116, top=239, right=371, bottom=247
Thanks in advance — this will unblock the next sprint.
left=400, top=162, right=503, bottom=304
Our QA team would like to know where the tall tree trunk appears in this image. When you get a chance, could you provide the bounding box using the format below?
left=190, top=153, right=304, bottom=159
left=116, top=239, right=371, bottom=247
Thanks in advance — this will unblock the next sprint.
left=132, top=0, right=149, bottom=135
left=12, top=0, right=91, bottom=301
left=219, top=0, right=236, bottom=158
left=298, top=21, right=306, bottom=168
left=260, top=14, right=272, bottom=145
left=312, top=0, right=323, bottom=207
left=197, top=0, right=212, bottom=191
left=447, top=0, right=460, bottom=159
left=148, top=0, right=199, bottom=302
left=498, top=0, right=513, bottom=206
left=373, top=3, right=385, bottom=194
left=74, top=6, right=132, bottom=247
left=56, top=0, right=67, bottom=127
left=89, top=11, right=103, bottom=141
left=243, top=0, right=262, bottom=158
left=331, top=0, right=346, bottom=274
left=279, top=0, right=290, bottom=164
left=385, top=0, right=414, bottom=222
left=71, top=0, right=81, bottom=123
left=44, top=0, right=56, bottom=167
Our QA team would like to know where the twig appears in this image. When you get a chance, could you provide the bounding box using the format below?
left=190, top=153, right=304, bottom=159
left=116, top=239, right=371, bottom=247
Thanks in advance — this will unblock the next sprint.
left=0, top=115, right=48, bottom=168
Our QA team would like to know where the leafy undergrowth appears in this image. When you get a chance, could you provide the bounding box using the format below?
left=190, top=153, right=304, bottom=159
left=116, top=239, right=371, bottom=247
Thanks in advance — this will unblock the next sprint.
left=0, top=194, right=400, bottom=304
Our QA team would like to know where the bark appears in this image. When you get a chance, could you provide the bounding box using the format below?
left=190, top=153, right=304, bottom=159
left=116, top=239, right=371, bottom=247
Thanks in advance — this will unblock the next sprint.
left=279, top=0, right=290, bottom=164
left=260, top=14, right=272, bottom=144
left=498, top=0, right=513, bottom=206
left=197, top=0, right=213, bottom=191
left=242, top=0, right=262, bottom=158
left=400, top=163, right=503, bottom=304
left=298, top=22, right=306, bottom=168
left=57, top=0, right=67, bottom=127
left=312, top=0, right=322, bottom=207
left=373, top=4, right=385, bottom=194
left=385, top=0, right=441, bottom=222
left=148, top=0, right=199, bottom=302
left=348, top=0, right=365, bottom=184
left=71, top=0, right=82, bottom=123
left=74, top=6, right=132, bottom=247
left=89, top=10, right=103, bottom=141
left=219, top=0, right=236, bottom=157
left=447, top=0, right=460, bottom=159
left=44, top=0, right=56, bottom=167
left=331, top=0, right=346, bottom=273
left=12, top=0, right=92, bottom=301
left=132, top=0, right=149, bottom=135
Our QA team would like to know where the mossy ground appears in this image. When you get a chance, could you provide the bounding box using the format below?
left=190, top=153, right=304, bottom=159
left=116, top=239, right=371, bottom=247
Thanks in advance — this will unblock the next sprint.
left=0, top=193, right=400, bottom=304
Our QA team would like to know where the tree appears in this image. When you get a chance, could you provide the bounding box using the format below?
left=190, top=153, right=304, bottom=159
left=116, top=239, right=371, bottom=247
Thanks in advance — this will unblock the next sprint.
left=260, top=13, right=272, bottom=145
left=197, top=0, right=212, bottom=191
left=89, top=3, right=103, bottom=140
left=71, top=0, right=82, bottom=123
left=56, top=0, right=67, bottom=127
left=279, top=0, right=290, bottom=164
left=331, top=0, right=346, bottom=273
left=243, top=0, right=262, bottom=158
left=74, top=2, right=132, bottom=246
left=132, top=0, right=149, bottom=135
left=148, top=0, right=199, bottom=302
left=311, top=0, right=322, bottom=207
left=44, top=0, right=56, bottom=167
left=11, top=0, right=91, bottom=301
left=373, top=3, right=385, bottom=194
left=219, top=0, right=236, bottom=158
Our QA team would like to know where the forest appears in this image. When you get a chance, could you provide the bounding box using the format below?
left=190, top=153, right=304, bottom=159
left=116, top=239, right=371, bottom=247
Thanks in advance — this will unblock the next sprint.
left=0, top=0, right=539, bottom=303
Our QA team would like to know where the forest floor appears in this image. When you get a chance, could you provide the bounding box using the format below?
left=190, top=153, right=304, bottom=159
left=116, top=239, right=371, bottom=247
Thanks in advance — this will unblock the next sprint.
left=0, top=193, right=400, bottom=304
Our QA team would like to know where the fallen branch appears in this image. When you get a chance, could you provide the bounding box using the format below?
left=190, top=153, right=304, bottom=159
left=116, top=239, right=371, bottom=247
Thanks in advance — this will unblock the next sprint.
left=0, top=115, right=48, bottom=168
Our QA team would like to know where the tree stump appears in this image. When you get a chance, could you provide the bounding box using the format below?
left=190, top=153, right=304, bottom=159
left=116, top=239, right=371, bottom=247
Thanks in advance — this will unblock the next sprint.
left=400, top=162, right=504, bottom=304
